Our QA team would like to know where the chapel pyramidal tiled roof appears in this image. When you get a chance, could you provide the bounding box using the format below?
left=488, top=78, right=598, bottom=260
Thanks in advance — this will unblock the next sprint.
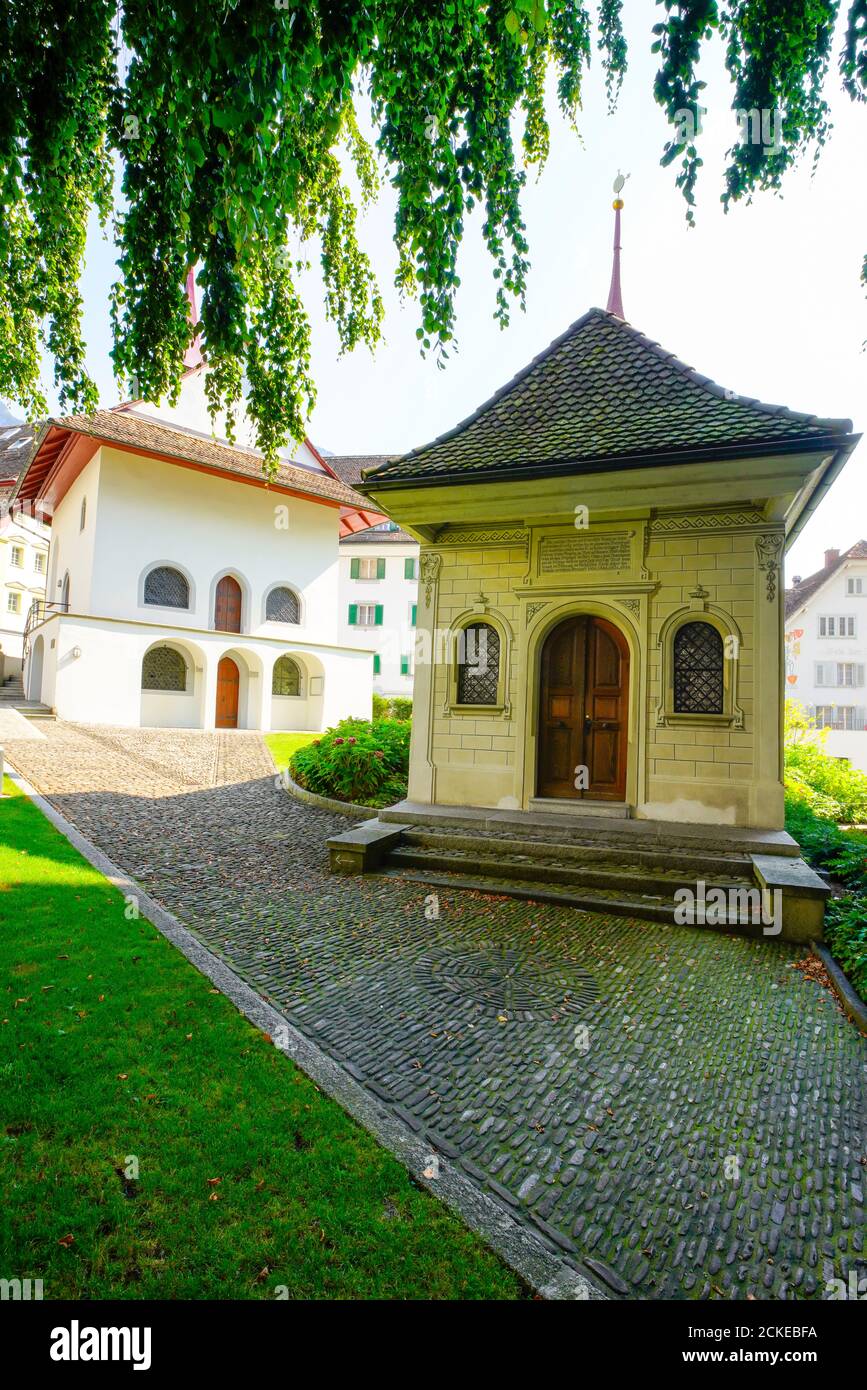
left=785, top=539, right=867, bottom=618
left=363, top=308, right=855, bottom=486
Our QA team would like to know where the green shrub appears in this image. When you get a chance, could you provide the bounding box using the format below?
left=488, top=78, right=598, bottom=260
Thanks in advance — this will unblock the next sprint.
left=289, top=718, right=409, bottom=808
left=784, top=700, right=867, bottom=824
left=785, top=743, right=867, bottom=823
left=785, top=791, right=867, bottom=1002
left=824, top=896, right=867, bottom=1001
left=371, top=693, right=413, bottom=722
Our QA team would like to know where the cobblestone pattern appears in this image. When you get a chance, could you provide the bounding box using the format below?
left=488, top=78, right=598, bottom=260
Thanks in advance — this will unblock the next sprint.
left=7, top=722, right=866, bottom=1300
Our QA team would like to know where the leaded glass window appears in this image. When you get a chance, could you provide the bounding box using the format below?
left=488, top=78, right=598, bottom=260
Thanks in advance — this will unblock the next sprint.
left=142, top=646, right=187, bottom=692
left=144, top=566, right=189, bottom=609
left=272, top=655, right=301, bottom=697
left=266, top=587, right=300, bottom=623
left=673, top=621, right=724, bottom=714
left=457, top=623, right=500, bottom=705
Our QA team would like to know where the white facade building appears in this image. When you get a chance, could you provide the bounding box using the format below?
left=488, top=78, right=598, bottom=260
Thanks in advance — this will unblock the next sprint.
left=329, top=455, right=420, bottom=698
left=785, top=540, right=867, bottom=771
left=0, top=424, right=48, bottom=677
left=15, top=370, right=387, bottom=731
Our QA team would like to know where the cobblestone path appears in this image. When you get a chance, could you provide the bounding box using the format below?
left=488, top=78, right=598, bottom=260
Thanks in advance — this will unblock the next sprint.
left=6, top=722, right=866, bottom=1300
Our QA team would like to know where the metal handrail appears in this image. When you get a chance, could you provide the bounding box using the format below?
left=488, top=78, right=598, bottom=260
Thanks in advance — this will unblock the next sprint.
left=22, top=599, right=67, bottom=662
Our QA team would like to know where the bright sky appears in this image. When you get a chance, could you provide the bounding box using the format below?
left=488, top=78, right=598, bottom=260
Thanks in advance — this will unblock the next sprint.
left=31, top=2, right=867, bottom=582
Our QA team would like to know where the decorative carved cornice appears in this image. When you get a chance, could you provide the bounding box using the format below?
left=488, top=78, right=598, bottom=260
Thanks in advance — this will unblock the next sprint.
left=650, top=510, right=765, bottom=533
left=755, top=534, right=785, bottom=603
left=419, top=551, right=442, bottom=607
left=435, top=526, right=528, bottom=549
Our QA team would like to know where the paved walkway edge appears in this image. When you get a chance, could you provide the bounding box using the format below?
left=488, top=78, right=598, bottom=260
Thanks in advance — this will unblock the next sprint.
left=6, top=761, right=606, bottom=1303
left=812, top=940, right=867, bottom=1033
left=277, top=764, right=380, bottom=819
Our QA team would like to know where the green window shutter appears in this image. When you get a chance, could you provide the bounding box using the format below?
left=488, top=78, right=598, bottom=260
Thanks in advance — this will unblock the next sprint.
left=376, top=557, right=386, bottom=579
left=348, top=604, right=357, bottom=625
left=350, top=558, right=360, bottom=579
left=411, top=604, right=417, bottom=626
left=373, top=653, right=381, bottom=674
left=404, top=557, right=415, bottom=579
left=400, top=654, right=410, bottom=675
left=374, top=604, right=384, bottom=626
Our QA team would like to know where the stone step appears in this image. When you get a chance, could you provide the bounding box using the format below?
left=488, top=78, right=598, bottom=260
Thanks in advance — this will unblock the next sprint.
left=378, top=800, right=801, bottom=858
left=400, top=828, right=752, bottom=879
left=377, top=866, right=774, bottom=937
left=5, top=702, right=56, bottom=720
left=387, top=843, right=754, bottom=899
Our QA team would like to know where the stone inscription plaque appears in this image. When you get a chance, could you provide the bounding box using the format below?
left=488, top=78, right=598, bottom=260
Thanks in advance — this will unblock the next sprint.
left=539, top=533, right=631, bottom=573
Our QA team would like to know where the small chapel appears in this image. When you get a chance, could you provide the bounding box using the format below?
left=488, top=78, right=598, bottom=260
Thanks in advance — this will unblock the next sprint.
left=336, top=190, right=861, bottom=942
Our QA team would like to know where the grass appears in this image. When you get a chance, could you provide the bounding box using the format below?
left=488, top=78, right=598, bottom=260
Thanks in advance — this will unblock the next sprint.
left=264, top=730, right=319, bottom=771
left=0, top=777, right=524, bottom=1300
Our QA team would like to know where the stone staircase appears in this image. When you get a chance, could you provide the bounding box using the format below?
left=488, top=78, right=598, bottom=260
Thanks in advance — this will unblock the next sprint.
left=379, top=826, right=757, bottom=926
left=0, top=674, right=55, bottom=722
left=327, top=802, right=830, bottom=943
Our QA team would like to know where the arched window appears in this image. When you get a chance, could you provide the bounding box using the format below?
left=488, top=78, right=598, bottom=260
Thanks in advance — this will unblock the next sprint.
left=673, top=621, right=724, bottom=714
left=266, top=586, right=300, bottom=624
left=272, top=655, right=301, bottom=697
left=142, top=646, right=187, bottom=692
left=457, top=623, right=500, bottom=705
left=144, top=566, right=190, bottom=609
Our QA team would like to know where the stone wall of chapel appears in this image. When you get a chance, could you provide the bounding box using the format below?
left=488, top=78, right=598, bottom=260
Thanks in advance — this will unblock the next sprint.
left=413, top=514, right=784, bottom=826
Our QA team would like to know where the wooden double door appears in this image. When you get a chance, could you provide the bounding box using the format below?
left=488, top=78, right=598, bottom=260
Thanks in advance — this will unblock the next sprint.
left=537, top=615, right=629, bottom=801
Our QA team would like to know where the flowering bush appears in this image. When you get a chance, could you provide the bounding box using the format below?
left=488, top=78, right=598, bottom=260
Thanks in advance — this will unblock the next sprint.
left=289, top=718, right=409, bottom=808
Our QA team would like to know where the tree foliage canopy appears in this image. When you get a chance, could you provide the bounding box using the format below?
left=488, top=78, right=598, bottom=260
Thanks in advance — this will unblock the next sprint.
left=0, top=1, right=864, bottom=463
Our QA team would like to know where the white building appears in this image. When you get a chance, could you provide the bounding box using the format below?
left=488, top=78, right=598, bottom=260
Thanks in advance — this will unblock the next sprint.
left=14, top=367, right=387, bottom=731
left=785, top=540, right=867, bottom=770
left=0, top=424, right=49, bottom=678
left=329, top=455, right=419, bottom=699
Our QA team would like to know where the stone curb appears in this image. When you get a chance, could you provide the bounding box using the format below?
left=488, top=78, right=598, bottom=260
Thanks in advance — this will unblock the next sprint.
left=275, top=762, right=380, bottom=819
left=4, top=761, right=606, bottom=1303
left=811, top=940, right=867, bottom=1034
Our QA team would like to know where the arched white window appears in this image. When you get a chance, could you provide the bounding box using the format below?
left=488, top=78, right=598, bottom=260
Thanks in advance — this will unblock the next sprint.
left=265, top=586, right=301, bottom=624
left=142, top=646, right=187, bottom=691
left=272, top=655, right=301, bottom=697
left=144, top=566, right=190, bottom=609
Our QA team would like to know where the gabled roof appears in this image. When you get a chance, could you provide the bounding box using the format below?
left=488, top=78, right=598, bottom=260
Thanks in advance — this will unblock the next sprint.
left=12, top=410, right=387, bottom=535
left=785, top=540, right=867, bottom=618
left=363, top=308, right=856, bottom=487
left=339, top=524, right=416, bottom=545
left=326, top=454, right=395, bottom=487
left=0, top=423, right=38, bottom=515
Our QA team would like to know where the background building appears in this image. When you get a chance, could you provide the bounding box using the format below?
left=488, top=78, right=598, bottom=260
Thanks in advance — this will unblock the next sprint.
left=785, top=540, right=867, bottom=770
left=330, top=456, right=419, bottom=699
left=0, top=423, right=48, bottom=680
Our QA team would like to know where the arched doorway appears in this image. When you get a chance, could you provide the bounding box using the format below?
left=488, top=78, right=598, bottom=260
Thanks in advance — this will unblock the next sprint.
left=28, top=634, right=45, bottom=702
left=537, top=615, right=629, bottom=801
left=215, top=656, right=240, bottom=728
left=60, top=571, right=70, bottom=612
left=214, top=575, right=242, bottom=632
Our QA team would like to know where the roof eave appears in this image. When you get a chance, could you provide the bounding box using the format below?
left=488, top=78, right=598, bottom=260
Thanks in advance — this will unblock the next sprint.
left=361, top=432, right=860, bottom=495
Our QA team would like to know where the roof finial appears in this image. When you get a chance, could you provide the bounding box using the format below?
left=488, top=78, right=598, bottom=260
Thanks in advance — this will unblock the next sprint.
left=183, top=269, right=204, bottom=369
left=606, top=172, right=628, bottom=319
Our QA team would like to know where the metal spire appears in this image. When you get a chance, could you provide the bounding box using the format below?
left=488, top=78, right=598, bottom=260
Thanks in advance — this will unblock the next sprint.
left=606, top=172, right=628, bottom=319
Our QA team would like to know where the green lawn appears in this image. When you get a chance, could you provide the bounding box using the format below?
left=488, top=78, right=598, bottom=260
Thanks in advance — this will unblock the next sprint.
left=0, top=777, right=524, bottom=1300
left=264, top=730, right=319, bottom=771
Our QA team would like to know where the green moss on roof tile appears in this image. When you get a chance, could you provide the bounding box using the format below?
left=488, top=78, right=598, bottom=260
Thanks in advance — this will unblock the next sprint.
left=364, top=309, right=853, bottom=485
